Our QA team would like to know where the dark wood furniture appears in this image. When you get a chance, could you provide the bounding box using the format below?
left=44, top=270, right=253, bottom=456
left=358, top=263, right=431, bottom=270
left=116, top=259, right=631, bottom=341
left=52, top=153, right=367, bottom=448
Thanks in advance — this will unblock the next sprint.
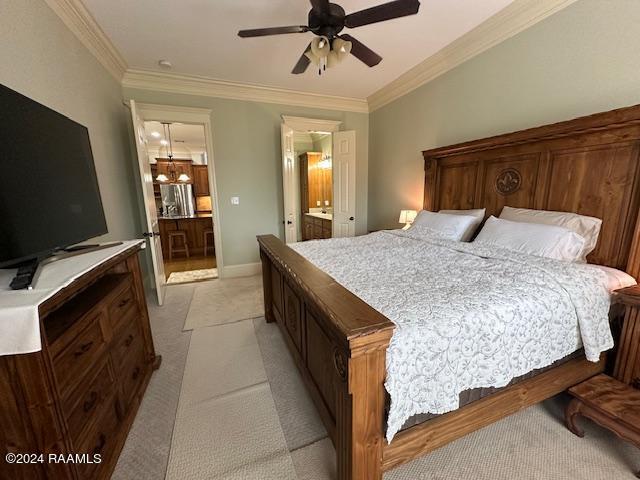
left=258, top=104, right=640, bottom=480
left=302, top=214, right=332, bottom=241
left=158, top=215, right=213, bottom=258
left=565, top=284, right=640, bottom=478
left=192, top=165, right=210, bottom=197
left=203, top=228, right=215, bottom=256
left=300, top=152, right=332, bottom=212
left=0, top=244, right=159, bottom=480
left=168, top=230, right=190, bottom=260
left=614, top=285, right=640, bottom=388
left=566, top=375, right=640, bottom=478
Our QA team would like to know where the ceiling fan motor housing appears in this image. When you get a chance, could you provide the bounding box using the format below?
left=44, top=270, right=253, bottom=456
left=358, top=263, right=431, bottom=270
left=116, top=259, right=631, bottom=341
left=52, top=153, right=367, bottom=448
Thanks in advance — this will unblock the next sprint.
left=308, top=3, right=345, bottom=38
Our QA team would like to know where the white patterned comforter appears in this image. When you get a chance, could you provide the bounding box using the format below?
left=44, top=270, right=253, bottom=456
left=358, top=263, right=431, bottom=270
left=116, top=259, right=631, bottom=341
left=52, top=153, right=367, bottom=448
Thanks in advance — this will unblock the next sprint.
left=289, top=226, right=614, bottom=442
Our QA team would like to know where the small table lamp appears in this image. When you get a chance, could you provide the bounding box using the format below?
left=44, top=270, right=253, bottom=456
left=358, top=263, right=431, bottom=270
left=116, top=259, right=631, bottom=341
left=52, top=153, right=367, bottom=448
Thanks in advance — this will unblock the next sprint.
left=398, top=210, right=417, bottom=230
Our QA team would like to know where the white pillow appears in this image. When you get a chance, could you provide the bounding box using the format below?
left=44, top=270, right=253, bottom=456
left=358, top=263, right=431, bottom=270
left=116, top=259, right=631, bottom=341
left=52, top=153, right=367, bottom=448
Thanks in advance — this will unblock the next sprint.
left=474, top=216, right=586, bottom=262
left=411, top=210, right=481, bottom=242
left=585, top=265, right=637, bottom=292
left=439, top=208, right=486, bottom=241
left=499, top=206, right=602, bottom=262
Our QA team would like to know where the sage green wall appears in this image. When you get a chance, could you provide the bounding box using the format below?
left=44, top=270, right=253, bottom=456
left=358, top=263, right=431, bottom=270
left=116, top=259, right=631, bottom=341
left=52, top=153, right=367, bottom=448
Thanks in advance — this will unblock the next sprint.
left=369, top=0, right=640, bottom=230
left=122, top=88, right=369, bottom=266
left=0, top=0, right=140, bottom=241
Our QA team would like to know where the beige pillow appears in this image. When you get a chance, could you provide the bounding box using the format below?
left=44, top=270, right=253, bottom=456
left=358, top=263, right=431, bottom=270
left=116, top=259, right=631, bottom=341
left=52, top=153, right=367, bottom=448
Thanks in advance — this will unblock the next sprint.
left=499, top=206, right=602, bottom=262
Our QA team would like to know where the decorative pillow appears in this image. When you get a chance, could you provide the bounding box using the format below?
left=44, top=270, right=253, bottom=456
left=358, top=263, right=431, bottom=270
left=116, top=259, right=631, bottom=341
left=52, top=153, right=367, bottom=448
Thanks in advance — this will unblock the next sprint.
left=439, top=208, right=486, bottom=241
left=410, top=210, right=481, bottom=242
left=499, top=206, right=602, bottom=262
left=474, top=216, right=586, bottom=262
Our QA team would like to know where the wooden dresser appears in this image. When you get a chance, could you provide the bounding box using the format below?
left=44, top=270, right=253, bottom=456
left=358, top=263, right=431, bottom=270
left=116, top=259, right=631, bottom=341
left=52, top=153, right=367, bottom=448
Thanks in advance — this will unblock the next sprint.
left=0, top=244, right=159, bottom=480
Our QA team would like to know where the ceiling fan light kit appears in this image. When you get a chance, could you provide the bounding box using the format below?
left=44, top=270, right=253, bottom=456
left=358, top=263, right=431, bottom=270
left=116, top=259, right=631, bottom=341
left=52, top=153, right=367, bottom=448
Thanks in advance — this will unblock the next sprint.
left=238, top=0, right=420, bottom=75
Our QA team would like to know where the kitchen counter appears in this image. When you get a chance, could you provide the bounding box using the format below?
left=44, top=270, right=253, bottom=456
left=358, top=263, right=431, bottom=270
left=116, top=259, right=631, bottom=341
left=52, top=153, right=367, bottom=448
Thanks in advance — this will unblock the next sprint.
left=157, top=215, right=214, bottom=258
left=159, top=213, right=212, bottom=220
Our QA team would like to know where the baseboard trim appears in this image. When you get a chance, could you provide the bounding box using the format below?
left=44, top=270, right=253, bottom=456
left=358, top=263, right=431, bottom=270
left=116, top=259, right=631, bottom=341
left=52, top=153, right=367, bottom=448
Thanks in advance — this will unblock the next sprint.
left=221, top=262, right=262, bottom=278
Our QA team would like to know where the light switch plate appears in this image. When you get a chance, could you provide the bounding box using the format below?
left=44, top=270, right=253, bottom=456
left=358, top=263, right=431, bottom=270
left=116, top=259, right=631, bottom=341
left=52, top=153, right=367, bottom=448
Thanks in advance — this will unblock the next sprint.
left=231, top=196, right=240, bottom=205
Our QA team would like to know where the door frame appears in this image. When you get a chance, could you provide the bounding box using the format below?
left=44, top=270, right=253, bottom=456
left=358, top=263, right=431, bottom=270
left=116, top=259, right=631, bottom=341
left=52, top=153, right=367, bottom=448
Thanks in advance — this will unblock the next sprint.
left=281, top=116, right=342, bottom=243
left=137, top=103, right=224, bottom=275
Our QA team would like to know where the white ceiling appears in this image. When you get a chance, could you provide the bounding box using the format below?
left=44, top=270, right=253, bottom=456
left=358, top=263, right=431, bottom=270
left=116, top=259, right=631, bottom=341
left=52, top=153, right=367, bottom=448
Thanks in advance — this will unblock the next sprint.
left=83, top=0, right=514, bottom=99
left=144, top=121, right=206, bottom=155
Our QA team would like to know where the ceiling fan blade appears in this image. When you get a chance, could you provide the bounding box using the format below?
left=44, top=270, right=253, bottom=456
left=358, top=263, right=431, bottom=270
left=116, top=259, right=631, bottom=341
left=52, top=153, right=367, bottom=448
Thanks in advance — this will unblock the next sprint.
left=344, top=0, right=420, bottom=28
left=238, top=26, right=309, bottom=38
left=310, top=0, right=330, bottom=15
left=292, top=44, right=312, bottom=74
left=340, top=34, right=382, bottom=67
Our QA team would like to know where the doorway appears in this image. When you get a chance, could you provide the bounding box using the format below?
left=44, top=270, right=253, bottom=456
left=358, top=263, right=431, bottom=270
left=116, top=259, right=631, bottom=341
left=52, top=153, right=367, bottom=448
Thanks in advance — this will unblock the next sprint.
left=144, top=121, right=217, bottom=284
left=281, top=116, right=356, bottom=244
left=130, top=101, right=222, bottom=305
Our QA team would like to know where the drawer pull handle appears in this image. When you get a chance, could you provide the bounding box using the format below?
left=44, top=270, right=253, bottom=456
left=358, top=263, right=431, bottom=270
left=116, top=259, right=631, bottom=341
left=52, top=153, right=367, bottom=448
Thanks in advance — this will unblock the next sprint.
left=132, top=366, right=141, bottom=380
left=118, top=297, right=131, bottom=308
left=74, top=342, right=93, bottom=357
left=83, top=391, right=98, bottom=412
left=125, top=334, right=134, bottom=347
left=93, top=434, right=106, bottom=455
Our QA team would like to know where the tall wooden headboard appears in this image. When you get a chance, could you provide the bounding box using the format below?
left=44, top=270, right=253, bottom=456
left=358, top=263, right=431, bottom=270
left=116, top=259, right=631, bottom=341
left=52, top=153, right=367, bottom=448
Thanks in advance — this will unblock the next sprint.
left=422, top=105, right=640, bottom=276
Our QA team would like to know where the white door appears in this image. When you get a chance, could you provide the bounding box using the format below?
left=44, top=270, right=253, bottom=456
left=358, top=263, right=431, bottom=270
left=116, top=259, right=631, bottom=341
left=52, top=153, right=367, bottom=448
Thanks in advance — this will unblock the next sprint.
left=130, top=100, right=166, bottom=305
left=281, top=123, right=298, bottom=243
left=332, top=130, right=356, bottom=237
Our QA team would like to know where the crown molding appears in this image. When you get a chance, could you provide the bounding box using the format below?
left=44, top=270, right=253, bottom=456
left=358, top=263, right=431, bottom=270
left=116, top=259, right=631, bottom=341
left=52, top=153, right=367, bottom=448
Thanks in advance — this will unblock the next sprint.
left=44, top=0, right=127, bottom=81
left=122, top=69, right=369, bottom=114
left=367, top=0, right=579, bottom=112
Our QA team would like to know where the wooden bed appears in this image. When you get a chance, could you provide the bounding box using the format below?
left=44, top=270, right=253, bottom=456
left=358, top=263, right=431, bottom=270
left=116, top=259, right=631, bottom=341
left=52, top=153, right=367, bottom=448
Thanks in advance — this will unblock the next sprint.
left=257, top=104, right=640, bottom=480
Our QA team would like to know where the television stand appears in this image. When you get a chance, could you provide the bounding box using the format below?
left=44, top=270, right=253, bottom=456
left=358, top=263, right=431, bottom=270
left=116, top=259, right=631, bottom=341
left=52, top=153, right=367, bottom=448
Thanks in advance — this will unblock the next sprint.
left=8, top=242, right=124, bottom=290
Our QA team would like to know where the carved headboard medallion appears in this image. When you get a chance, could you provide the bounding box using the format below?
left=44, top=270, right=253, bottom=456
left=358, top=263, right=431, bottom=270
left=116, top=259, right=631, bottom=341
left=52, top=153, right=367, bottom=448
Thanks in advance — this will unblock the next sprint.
left=495, top=168, right=522, bottom=195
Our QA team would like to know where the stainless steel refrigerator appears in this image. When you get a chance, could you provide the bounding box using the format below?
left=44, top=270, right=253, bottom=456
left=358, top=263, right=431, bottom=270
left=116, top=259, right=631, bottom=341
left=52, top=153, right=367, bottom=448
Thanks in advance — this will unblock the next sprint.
left=160, top=184, right=195, bottom=217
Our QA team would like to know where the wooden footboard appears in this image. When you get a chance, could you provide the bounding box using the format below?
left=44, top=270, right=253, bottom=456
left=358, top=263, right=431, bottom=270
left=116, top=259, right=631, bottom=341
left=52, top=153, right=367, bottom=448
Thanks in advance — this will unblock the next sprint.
left=259, top=234, right=394, bottom=480
left=258, top=234, right=608, bottom=479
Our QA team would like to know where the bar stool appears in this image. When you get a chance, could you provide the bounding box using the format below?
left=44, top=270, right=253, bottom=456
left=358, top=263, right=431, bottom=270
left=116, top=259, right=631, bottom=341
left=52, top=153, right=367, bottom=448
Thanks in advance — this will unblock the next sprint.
left=203, top=228, right=215, bottom=256
left=168, top=230, right=190, bottom=260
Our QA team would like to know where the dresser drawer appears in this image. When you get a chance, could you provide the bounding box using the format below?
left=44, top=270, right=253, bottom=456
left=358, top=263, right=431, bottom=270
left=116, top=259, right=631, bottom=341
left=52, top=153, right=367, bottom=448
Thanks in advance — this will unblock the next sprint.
left=53, top=311, right=108, bottom=398
left=112, top=314, right=143, bottom=370
left=108, top=281, right=137, bottom=330
left=74, top=398, right=121, bottom=480
left=62, top=360, right=117, bottom=445
left=119, top=336, right=147, bottom=409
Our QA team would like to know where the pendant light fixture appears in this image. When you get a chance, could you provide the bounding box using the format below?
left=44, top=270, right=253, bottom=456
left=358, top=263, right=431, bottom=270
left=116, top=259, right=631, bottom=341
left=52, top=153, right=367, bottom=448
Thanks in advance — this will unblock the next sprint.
left=155, top=123, right=190, bottom=183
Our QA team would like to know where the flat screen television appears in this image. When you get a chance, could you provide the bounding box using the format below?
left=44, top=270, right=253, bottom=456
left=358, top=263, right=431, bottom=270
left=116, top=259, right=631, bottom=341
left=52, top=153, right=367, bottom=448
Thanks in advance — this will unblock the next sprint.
left=0, top=84, right=107, bottom=270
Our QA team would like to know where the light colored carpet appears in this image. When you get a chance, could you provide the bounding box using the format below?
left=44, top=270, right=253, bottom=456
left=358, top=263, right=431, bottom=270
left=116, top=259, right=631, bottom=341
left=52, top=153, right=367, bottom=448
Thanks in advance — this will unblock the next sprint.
left=183, top=275, right=263, bottom=330
left=167, top=268, right=218, bottom=285
left=166, top=319, right=297, bottom=479
left=255, top=319, right=640, bottom=480
left=112, top=284, right=194, bottom=480
left=114, top=283, right=640, bottom=480
left=179, top=320, right=267, bottom=407
left=254, top=318, right=328, bottom=451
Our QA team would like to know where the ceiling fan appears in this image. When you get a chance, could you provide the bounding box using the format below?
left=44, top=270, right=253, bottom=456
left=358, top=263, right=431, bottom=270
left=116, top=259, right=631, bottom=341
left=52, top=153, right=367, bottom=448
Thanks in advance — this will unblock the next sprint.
left=238, top=0, right=421, bottom=74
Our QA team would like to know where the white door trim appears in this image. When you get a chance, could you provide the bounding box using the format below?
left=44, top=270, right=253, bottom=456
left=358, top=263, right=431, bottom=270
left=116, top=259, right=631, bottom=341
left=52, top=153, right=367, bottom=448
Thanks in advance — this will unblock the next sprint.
left=282, top=115, right=342, bottom=133
left=136, top=102, right=224, bottom=275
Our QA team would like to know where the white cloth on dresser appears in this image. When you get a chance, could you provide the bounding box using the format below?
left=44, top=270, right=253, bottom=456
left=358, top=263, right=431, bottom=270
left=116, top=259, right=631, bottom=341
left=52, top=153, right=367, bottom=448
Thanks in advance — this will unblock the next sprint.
left=290, top=227, right=614, bottom=442
left=0, top=240, right=143, bottom=356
